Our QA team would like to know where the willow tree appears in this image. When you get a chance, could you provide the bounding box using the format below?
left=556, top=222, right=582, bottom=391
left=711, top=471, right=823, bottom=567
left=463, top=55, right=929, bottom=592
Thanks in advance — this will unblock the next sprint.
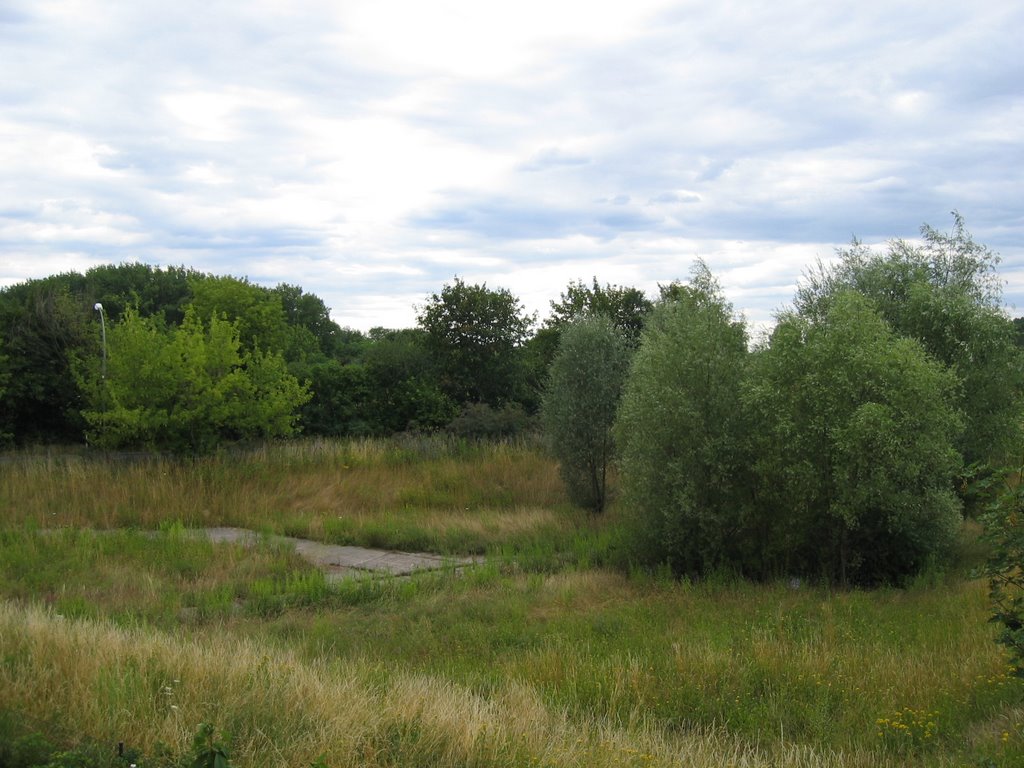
left=615, top=265, right=751, bottom=574
left=542, top=315, right=630, bottom=512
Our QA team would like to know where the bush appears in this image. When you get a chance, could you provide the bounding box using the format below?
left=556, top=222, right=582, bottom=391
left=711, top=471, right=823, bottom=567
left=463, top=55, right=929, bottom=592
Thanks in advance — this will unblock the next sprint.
left=747, top=292, right=963, bottom=585
left=615, top=266, right=751, bottom=574
left=446, top=402, right=532, bottom=440
left=541, top=315, right=630, bottom=512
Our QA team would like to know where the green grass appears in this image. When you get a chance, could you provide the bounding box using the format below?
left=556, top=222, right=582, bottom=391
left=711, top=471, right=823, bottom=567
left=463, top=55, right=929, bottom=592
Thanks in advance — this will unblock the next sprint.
left=0, top=437, right=1022, bottom=767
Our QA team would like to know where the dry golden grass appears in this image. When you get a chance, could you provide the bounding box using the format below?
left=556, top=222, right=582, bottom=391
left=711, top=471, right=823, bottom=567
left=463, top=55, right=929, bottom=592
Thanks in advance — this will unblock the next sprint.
left=0, top=438, right=568, bottom=552
left=0, top=600, right=888, bottom=768
left=3, top=440, right=1021, bottom=766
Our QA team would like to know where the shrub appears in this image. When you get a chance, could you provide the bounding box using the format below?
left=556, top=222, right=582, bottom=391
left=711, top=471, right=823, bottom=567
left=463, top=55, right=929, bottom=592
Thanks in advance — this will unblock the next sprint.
left=541, top=315, right=630, bottom=513
left=615, top=265, right=751, bottom=574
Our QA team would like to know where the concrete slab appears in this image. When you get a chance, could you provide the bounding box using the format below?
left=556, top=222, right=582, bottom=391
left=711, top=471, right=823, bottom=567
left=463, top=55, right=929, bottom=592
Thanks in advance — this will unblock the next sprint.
left=197, top=527, right=483, bottom=577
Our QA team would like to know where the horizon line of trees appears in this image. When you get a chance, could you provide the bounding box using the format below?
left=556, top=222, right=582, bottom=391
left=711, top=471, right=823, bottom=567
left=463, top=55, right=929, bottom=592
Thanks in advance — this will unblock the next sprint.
left=3, top=215, right=1024, bottom=457
left=0, top=261, right=651, bottom=451
left=2, top=213, right=1022, bottom=587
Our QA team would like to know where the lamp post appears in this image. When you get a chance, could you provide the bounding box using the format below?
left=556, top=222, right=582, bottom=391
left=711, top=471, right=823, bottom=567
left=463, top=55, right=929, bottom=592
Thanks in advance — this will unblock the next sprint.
left=94, top=303, right=106, bottom=378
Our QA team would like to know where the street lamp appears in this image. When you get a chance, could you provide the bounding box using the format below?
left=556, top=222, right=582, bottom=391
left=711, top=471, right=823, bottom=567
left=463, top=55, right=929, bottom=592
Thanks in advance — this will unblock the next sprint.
left=94, top=303, right=106, bottom=378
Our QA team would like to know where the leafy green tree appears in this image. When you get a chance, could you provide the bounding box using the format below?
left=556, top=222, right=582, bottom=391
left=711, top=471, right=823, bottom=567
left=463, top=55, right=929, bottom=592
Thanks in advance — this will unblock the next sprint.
left=272, top=283, right=346, bottom=357
left=748, top=292, right=963, bottom=585
left=81, top=307, right=309, bottom=454
left=1013, top=316, right=1024, bottom=348
left=188, top=275, right=317, bottom=363
left=795, top=213, right=1023, bottom=468
left=546, top=277, right=653, bottom=344
left=0, top=279, right=92, bottom=443
left=615, top=265, right=751, bottom=574
left=542, top=315, right=630, bottom=512
left=297, top=358, right=374, bottom=436
left=83, top=262, right=199, bottom=325
left=0, top=338, right=10, bottom=446
left=361, top=328, right=456, bottom=433
left=982, top=466, right=1024, bottom=676
left=417, top=278, right=535, bottom=407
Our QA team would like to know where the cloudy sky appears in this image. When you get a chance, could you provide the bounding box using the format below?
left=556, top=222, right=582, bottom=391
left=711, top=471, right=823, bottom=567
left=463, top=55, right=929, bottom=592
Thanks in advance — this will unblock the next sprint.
left=2, top=0, right=1022, bottom=332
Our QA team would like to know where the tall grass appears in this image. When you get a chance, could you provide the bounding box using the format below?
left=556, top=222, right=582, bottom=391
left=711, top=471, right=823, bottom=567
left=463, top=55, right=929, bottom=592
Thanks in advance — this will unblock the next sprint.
left=1, top=438, right=1022, bottom=766
left=0, top=600, right=888, bottom=768
left=0, top=437, right=568, bottom=553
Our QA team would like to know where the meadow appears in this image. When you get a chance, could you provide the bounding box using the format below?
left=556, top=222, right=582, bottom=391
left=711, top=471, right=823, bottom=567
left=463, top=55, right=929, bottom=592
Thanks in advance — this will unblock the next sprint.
left=0, top=437, right=1021, bottom=767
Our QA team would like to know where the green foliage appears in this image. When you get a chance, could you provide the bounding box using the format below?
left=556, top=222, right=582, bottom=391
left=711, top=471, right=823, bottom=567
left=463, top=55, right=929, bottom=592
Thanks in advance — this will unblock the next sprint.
left=297, top=359, right=374, bottom=436
left=81, top=307, right=310, bottom=453
left=615, top=265, right=751, bottom=574
left=545, top=277, right=652, bottom=345
left=542, top=315, right=630, bottom=512
left=188, top=723, right=232, bottom=768
left=83, top=262, right=198, bottom=325
left=447, top=402, right=531, bottom=440
left=361, top=328, right=456, bottom=433
left=748, top=292, right=963, bottom=584
left=272, top=282, right=346, bottom=357
left=0, top=265, right=352, bottom=445
left=187, top=275, right=316, bottom=363
left=0, top=338, right=9, bottom=446
left=982, top=467, right=1024, bottom=676
left=0, top=279, right=92, bottom=443
left=795, top=213, right=1024, bottom=468
left=417, top=278, right=535, bottom=407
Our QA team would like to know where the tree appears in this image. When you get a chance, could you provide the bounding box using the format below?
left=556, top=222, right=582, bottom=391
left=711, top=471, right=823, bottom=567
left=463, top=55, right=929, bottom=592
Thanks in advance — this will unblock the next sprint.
left=615, top=265, right=751, bottom=575
left=0, top=337, right=10, bottom=446
left=0, top=278, right=92, bottom=444
left=747, top=292, right=963, bottom=585
left=188, top=275, right=317, bottom=363
left=542, top=315, right=630, bottom=512
left=546, top=277, right=653, bottom=344
left=416, top=278, right=535, bottom=407
left=81, top=307, right=310, bottom=454
left=361, top=328, right=456, bottom=433
left=272, top=283, right=346, bottom=357
left=83, top=262, right=198, bottom=325
left=795, top=213, right=1023, bottom=468
left=982, top=466, right=1024, bottom=677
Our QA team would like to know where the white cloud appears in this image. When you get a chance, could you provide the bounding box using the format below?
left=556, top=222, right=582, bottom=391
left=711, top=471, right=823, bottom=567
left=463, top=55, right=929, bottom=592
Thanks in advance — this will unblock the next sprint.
left=0, top=0, right=1021, bottom=330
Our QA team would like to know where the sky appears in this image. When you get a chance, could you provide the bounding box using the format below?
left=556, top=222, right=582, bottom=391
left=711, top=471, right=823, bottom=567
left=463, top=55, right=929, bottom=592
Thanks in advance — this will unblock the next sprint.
left=1, top=0, right=1023, bottom=333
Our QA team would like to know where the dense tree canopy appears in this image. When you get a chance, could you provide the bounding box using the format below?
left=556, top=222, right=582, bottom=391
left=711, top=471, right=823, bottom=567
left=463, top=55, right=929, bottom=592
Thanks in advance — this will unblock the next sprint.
left=546, top=277, right=653, bottom=344
left=610, top=239, right=986, bottom=584
left=0, top=279, right=91, bottom=444
left=795, top=213, right=1023, bottom=468
left=747, top=293, right=963, bottom=584
left=417, top=278, right=535, bottom=407
left=80, top=308, right=309, bottom=454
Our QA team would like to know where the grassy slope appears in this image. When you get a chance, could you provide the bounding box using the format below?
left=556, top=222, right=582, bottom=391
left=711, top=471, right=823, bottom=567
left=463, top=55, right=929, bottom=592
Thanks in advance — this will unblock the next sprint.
left=0, top=438, right=1021, bottom=766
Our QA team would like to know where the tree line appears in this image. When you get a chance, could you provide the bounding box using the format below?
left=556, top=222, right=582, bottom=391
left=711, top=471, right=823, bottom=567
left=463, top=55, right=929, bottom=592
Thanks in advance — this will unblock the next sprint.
left=3, top=215, right=1022, bottom=586
left=0, top=263, right=648, bottom=452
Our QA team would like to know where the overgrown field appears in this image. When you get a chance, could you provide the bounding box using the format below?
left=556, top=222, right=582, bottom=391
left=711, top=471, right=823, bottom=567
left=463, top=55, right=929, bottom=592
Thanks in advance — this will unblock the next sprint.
left=1, top=438, right=1022, bottom=767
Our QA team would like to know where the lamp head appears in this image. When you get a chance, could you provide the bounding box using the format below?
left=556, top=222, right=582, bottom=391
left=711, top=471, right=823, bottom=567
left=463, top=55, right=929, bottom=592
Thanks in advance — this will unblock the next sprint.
left=94, top=303, right=103, bottom=311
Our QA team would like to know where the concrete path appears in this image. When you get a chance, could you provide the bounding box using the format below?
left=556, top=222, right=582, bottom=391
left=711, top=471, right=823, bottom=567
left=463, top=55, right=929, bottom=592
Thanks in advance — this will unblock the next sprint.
left=201, top=527, right=483, bottom=581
